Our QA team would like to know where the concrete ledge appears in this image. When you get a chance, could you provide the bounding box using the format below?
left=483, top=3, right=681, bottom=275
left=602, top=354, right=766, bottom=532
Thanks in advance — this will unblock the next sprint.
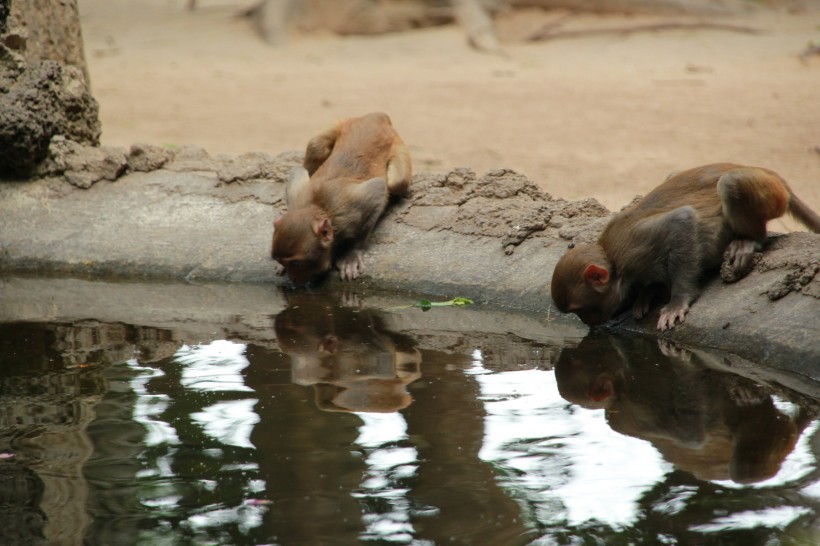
left=1, top=144, right=818, bottom=385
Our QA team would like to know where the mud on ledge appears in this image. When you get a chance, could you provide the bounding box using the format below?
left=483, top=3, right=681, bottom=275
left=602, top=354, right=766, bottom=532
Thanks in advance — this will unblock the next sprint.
left=0, top=140, right=818, bottom=382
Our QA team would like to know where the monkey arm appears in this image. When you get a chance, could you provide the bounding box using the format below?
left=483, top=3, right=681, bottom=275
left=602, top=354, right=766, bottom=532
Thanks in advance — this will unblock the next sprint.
left=329, top=177, right=389, bottom=240
left=327, top=177, right=389, bottom=281
left=631, top=284, right=666, bottom=320
left=632, top=206, right=701, bottom=331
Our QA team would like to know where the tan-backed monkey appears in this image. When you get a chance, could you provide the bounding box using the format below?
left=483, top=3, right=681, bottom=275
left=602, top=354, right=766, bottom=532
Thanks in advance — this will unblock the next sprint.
left=272, top=112, right=412, bottom=285
left=551, top=163, right=820, bottom=331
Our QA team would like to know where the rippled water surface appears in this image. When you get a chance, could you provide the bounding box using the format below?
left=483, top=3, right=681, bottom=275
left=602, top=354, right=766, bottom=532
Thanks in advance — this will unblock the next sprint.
left=1, top=279, right=818, bottom=545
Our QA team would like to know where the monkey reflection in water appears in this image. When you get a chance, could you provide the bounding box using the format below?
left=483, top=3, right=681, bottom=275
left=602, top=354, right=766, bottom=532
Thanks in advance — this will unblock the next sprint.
left=555, top=334, right=815, bottom=484
left=274, top=293, right=421, bottom=413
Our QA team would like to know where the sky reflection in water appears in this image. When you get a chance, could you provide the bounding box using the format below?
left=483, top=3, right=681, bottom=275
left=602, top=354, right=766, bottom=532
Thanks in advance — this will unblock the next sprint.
left=117, top=335, right=820, bottom=544
left=2, top=301, right=818, bottom=546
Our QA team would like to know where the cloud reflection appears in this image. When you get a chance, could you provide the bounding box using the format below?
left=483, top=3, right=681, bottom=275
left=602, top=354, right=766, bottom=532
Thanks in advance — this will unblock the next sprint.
left=176, top=340, right=253, bottom=392
left=476, top=367, right=667, bottom=528
left=191, top=399, right=260, bottom=449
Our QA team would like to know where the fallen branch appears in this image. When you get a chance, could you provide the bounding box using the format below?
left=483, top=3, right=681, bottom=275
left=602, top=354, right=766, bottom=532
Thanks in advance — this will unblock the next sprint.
left=528, top=21, right=763, bottom=42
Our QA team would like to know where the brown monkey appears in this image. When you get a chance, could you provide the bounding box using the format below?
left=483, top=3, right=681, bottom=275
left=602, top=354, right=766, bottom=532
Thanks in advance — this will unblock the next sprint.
left=551, top=163, right=820, bottom=331
left=272, top=112, right=412, bottom=285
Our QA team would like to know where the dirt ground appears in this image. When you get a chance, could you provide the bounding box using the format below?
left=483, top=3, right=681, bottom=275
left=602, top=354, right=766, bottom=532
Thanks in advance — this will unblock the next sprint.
left=77, top=0, right=820, bottom=231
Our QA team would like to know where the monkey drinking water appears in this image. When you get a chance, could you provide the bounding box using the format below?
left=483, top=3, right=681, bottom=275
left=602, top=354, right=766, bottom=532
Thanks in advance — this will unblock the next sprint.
left=551, top=163, right=820, bottom=331
left=272, top=112, right=412, bottom=285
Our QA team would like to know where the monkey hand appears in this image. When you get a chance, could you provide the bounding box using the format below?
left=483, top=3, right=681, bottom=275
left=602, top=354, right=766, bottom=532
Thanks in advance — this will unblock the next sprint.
left=721, top=239, right=760, bottom=283
left=274, top=261, right=286, bottom=276
left=632, top=296, right=651, bottom=320
left=657, top=300, right=690, bottom=331
left=632, top=286, right=659, bottom=320
left=336, top=250, right=365, bottom=281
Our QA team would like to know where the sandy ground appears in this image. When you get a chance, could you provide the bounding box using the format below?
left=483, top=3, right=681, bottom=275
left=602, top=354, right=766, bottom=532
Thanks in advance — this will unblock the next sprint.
left=77, top=0, right=820, bottom=231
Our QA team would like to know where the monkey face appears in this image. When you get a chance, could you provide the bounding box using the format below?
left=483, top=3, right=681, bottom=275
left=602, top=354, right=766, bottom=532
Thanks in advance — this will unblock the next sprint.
left=567, top=284, right=624, bottom=327
left=277, top=253, right=331, bottom=286
left=571, top=304, right=613, bottom=328
left=551, top=245, right=622, bottom=326
left=272, top=235, right=332, bottom=285
left=272, top=210, right=334, bottom=285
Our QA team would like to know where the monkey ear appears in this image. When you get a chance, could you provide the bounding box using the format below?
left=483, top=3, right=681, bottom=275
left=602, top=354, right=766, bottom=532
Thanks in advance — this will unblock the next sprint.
left=588, top=377, right=614, bottom=402
left=582, top=264, right=610, bottom=287
left=273, top=214, right=283, bottom=227
left=314, top=218, right=334, bottom=244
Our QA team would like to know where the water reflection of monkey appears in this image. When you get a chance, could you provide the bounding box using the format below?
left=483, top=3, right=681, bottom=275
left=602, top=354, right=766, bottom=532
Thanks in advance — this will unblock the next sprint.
left=274, top=292, right=421, bottom=413
left=555, top=333, right=815, bottom=484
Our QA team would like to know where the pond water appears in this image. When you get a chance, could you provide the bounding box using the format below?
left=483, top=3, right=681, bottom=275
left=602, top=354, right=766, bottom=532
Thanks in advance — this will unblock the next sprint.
left=0, top=279, right=818, bottom=545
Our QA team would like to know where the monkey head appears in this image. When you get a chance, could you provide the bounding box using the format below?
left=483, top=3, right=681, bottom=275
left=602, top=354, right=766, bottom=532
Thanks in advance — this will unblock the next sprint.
left=551, top=243, right=623, bottom=327
left=272, top=206, right=334, bottom=285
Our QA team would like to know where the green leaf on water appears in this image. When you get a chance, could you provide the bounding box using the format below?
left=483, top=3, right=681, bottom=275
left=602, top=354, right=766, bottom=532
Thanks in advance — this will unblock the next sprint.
left=390, top=297, right=475, bottom=311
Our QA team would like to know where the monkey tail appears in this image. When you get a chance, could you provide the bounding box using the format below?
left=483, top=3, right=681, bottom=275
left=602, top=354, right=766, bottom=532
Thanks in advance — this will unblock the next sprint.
left=788, top=190, right=820, bottom=233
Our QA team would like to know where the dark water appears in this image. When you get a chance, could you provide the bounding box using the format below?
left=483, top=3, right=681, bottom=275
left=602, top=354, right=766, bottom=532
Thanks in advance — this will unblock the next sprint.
left=1, top=285, right=819, bottom=545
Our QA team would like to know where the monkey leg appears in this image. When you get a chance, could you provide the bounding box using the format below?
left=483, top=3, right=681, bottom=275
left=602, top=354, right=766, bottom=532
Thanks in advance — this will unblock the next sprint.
left=303, top=121, right=342, bottom=176
left=386, top=140, right=412, bottom=196
left=717, top=168, right=787, bottom=280
left=717, top=168, right=789, bottom=240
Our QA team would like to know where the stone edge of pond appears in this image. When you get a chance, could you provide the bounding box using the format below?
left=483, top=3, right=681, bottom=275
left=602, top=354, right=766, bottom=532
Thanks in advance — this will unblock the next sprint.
left=0, top=142, right=818, bottom=383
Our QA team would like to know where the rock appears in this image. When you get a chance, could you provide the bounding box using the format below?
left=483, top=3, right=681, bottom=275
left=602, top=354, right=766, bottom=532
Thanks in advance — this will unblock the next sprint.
left=128, top=143, right=175, bottom=172
left=164, top=145, right=219, bottom=173
left=0, top=0, right=99, bottom=178
left=0, top=60, right=100, bottom=177
left=36, top=137, right=126, bottom=188
left=0, top=33, right=25, bottom=90
left=217, top=150, right=302, bottom=184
